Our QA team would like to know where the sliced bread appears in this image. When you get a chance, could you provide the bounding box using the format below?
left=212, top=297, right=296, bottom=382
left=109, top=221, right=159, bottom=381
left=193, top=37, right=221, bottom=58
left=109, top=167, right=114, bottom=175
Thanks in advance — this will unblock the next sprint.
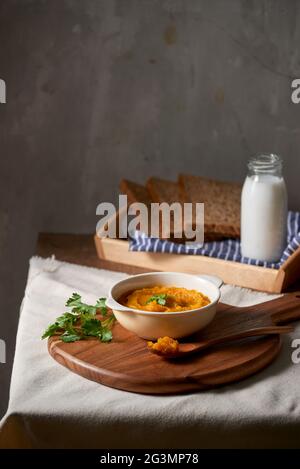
left=119, top=179, right=152, bottom=206
left=179, top=174, right=241, bottom=238
left=147, top=177, right=188, bottom=242
left=120, top=178, right=185, bottom=242
left=146, top=177, right=183, bottom=205
left=147, top=177, right=227, bottom=242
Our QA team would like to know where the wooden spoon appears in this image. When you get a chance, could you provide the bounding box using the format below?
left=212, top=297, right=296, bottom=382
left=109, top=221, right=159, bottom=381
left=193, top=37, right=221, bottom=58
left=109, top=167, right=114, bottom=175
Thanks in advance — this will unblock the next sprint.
left=149, top=325, right=293, bottom=359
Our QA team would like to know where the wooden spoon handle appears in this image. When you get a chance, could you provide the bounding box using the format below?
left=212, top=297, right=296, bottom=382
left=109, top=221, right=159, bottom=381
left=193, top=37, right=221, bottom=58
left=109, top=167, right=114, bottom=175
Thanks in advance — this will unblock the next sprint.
left=240, top=292, right=300, bottom=325
left=196, top=325, right=293, bottom=352
left=152, top=326, right=294, bottom=359
left=269, top=293, right=300, bottom=325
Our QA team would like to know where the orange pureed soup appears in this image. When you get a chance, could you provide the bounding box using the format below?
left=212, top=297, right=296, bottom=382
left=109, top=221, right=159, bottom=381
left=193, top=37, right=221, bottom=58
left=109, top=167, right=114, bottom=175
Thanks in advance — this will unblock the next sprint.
left=119, top=286, right=210, bottom=312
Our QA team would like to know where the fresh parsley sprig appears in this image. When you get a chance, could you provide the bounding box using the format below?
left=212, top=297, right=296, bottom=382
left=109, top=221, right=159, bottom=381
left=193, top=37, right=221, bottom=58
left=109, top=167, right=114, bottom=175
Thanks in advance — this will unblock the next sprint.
left=146, top=293, right=168, bottom=306
left=42, top=293, right=114, bottom=343
left=66, top=293, right=107, bottom=316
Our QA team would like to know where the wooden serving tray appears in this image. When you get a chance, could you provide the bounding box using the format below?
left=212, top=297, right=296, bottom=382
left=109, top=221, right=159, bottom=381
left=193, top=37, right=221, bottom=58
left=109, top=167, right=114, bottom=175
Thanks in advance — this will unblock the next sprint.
left=48, top=293, right=300, bottom=394
left=95, top=234, right=300, bottom=293
left=94, top=208, right=300, bottom=293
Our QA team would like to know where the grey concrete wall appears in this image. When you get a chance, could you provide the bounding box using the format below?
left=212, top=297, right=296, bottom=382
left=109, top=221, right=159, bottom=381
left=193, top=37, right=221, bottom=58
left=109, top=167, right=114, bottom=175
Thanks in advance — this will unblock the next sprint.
left=1, top=0, right=300, bottom=418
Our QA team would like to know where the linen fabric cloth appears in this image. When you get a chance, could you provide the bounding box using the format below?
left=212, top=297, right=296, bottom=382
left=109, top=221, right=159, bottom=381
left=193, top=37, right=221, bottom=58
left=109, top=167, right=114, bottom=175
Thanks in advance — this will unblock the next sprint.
left=130, top=211, right=300, bottom=269
left=0, top=257, right=300, bottom=449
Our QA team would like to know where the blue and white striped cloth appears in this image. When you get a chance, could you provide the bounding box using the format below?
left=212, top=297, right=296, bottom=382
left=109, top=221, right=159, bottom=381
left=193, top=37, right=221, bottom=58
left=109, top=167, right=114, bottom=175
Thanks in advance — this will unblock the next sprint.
left=129, top=211, right=300, bottom=269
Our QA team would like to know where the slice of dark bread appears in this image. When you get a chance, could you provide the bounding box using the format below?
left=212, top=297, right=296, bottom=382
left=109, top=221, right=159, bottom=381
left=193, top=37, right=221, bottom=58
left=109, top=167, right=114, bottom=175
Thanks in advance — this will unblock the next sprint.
left=147, top=177, right=226, bottom=242
left=120, top=179, right=152, bottom=206
left=119, top=179, right=152, bottom=237
left=179, top=174, right=241, bottom=238
left=147, top=177, right=188, bottom=242
left=120, top=178, right=184, bottom=242
left=146, top=177, right=183, bottom=205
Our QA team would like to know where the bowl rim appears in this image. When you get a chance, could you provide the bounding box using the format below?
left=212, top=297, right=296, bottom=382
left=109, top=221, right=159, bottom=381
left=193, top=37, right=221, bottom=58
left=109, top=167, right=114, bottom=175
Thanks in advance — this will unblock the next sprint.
left=109, top=271, right=221, bottom=316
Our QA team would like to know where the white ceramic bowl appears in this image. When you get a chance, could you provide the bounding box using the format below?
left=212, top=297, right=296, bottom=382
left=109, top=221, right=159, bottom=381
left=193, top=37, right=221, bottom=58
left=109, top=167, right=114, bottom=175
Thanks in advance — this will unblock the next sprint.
left=106, top=272, right=223, bottom=339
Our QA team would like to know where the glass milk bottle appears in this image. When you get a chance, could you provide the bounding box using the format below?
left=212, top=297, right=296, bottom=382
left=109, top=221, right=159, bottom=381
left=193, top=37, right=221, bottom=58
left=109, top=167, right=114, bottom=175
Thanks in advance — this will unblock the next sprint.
left=241, top=154, right=287, bottom=262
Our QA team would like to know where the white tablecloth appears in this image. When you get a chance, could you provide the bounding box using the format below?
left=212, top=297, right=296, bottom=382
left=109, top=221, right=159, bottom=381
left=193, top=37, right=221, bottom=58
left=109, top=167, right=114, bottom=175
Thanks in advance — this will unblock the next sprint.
left=1, top=256, right=300, bottom=448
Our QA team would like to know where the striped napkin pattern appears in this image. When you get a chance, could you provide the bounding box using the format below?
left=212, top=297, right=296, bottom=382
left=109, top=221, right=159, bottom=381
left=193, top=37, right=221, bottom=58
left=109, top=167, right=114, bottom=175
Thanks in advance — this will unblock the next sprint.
left=129, top=211, right=300, bottom=269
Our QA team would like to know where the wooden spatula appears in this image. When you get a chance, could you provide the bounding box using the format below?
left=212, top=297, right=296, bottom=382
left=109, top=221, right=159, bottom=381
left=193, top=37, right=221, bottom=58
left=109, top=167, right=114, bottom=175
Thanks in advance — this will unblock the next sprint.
left=149, top=325, right=293, bottom=358
left=149, top=292, right=300, bottom=359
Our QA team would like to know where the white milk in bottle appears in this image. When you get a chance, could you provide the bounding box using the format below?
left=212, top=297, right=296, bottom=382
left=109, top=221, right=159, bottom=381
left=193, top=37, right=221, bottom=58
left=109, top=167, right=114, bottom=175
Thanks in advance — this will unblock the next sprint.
left=241, top=154, right=287, bottom=262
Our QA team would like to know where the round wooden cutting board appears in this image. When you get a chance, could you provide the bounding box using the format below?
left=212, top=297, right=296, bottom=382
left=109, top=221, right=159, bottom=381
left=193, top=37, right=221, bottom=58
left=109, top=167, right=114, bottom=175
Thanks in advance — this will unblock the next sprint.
left=48, top=298, right=287, bottom=394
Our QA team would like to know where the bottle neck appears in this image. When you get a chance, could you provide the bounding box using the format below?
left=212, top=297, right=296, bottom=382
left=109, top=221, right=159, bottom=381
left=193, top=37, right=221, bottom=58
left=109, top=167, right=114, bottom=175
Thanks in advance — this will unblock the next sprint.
left=248, top=154, right=283, bottom=178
